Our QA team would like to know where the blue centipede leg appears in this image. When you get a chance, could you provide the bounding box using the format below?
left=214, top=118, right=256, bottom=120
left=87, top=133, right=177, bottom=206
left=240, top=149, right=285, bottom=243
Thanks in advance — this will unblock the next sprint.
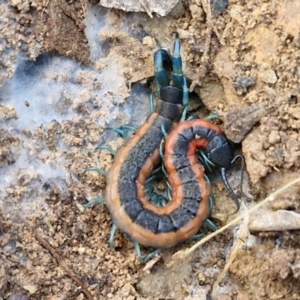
left=83, top=196, right=105, bottom=211
left=159, top=140, right=170, bottom=179
left=95, top=145, right=117, bottom=156
left=191, top=232, right=206, bottom=240
left=109, top=223, right=118, bottom=250
left=119, top=125, right=137, bottom=132
left=134, top=242, right=161, bottom=264
left=83, top=167, right=107, bottom=176
left=149, top=92, right=155, bottom=112
left=187, top=115, right=199, bottom=121
left=205, top=113, right=219, bottom=121
left=167, top=184, right=172, bottom=201
left=156, top=195, right=168, bottom=207
left=204, top=219, right=218, bottom=232
left=151, top=165, right=162, bottom=176
left=107, top=125, right=137, bottom=140
left=145, top=185, right=154, bottom=195
left=107, top=127, right=129, bottom=140
left=191, top=219, right=217, bottom=241
left=198, top=150, right=215, bottom=172
left=145, top=174, right=158, bottom=185
left=161, top=122, right=168, bottom=139
left=159, top=140, right=165, bottom=160
left=172, top=33, right=183, bottom=89
left=150, top=194, right=168, bottom=207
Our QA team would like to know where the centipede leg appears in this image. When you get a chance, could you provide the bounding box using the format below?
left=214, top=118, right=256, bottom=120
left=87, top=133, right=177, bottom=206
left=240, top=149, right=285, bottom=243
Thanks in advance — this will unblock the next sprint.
left=149, top=92, right=155, bottom=112
left=191, top=232, right=206, bottom=240
left=198, top=150, right=215, bottom=173
left=107, top=125, right=137, bottom=140
left=204, top=219, right=218, bottom=231
left=83, top=167, right=107, bottom=176
left=205, top=113, right=219, bottom=121
left=134, top=242, right=161, bottom=264
left=190, top=219, right=217, bottom=241
left=83, top=196, right=105, bottom=211
left=187, top=115, right=199, bottom=121
left=95, top=144, right=117, bottom=156
left=109, top=223, right=118, bottom=250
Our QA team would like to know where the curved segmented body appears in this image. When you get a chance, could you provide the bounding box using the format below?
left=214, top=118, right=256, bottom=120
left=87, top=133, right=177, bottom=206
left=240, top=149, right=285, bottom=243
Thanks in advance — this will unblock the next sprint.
left=104, top=35, right=235, bottom=250
left=105, top=101, right=231, bottom=248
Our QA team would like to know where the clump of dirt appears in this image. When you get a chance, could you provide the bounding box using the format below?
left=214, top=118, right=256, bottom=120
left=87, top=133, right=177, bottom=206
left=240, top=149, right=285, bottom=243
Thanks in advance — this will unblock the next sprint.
left=230, top=246, right=300, bottom=299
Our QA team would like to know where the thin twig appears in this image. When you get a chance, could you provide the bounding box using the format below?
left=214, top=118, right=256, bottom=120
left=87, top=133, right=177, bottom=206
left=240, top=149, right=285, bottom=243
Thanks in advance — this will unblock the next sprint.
left=34, top=232, right=93, bottom=300
left=139, top=0, right=153, bottom=18
left=167, top=177, right=300, bottom=267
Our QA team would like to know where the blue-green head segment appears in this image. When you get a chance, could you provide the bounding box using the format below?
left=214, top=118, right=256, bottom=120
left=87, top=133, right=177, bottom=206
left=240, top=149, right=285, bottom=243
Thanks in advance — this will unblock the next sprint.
left=205, top=133, right=240, bottom=210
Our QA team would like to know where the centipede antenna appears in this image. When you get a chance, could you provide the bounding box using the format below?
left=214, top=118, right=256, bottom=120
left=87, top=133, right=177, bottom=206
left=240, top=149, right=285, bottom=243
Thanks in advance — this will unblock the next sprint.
left=95, top=145, right=117, bottom=156
left=221, top=167, right=240, bottom=212
left=109, top=223, right=118, bottom=250
left=83, top=167, right=107, bottom=176
left=83, top=196, right=105, bottom=210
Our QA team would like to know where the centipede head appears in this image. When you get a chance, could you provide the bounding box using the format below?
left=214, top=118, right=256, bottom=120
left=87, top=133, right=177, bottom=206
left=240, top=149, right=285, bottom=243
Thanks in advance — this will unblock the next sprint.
left=205, top=134, right=240, bottom=211
left=206, top=134, right=234, bottom=169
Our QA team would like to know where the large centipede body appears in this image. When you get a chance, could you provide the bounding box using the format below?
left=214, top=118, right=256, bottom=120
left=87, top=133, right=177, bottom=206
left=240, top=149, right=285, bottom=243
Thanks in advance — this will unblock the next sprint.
left=91, top=35, right=236, bottom=262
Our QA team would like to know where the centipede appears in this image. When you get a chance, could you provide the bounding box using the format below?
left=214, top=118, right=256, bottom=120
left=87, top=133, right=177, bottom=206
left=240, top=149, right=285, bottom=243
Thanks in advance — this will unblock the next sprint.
left=85, top=34, right=239, bottom=263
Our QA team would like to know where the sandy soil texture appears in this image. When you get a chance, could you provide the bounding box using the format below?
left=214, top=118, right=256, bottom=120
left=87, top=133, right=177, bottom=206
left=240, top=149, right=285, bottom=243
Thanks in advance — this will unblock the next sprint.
left=1, top=0, right=300, bottom=299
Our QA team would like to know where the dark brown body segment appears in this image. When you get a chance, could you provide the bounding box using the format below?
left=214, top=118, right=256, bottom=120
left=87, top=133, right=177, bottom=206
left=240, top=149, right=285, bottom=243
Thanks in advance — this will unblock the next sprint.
left=106, top=105, right=222, bottom=248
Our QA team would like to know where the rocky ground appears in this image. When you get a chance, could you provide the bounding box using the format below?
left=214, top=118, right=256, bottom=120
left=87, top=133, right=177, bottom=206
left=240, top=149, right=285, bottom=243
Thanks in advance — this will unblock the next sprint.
left=1, top=0, right=300, bottom=299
